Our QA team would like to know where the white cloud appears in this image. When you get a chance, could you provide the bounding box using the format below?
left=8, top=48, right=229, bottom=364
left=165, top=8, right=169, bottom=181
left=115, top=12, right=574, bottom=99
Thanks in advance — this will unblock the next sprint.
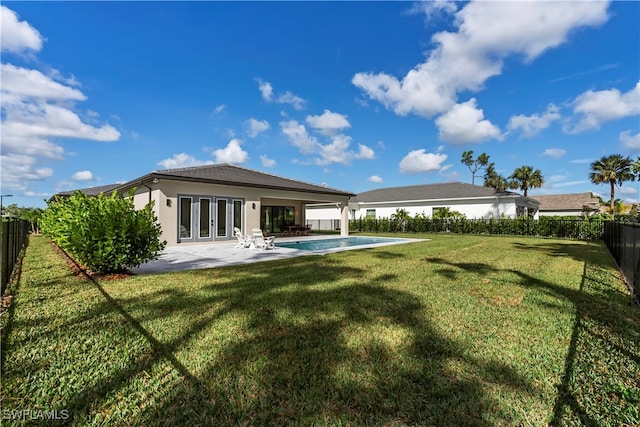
left=618, top=186, right=638, bottom=196
left=542, top=148, right=567, bottom=159
left=213, top=104, right=225, bottom=114
left=408, top=0, right=458, bottom=21
left=1, top=63, right=85, bottom=101
left=435, top=98, right=502, bottom=144
left=72, top=170, right=94, bottom=181
left=353, top=1, right=609, bottom=119
left=619, top=130, right=640, bottom=151
left=0, top=5, right=43, bottom=53
left=278, top=91, right=305, bottom=110
left=0, top=9, right=121, bottom=195
left=399, top=150, right=448, bottom=173
left=368, top=175, right=384, bottom=183
left=213, top=139, right=249, bottom=164
left=570, top=158, right=593, bottom=164
left=280, top=120, right=374, bottom=166
left=256, top=79, right=273, bottom=101
left=0, top=153, right=54, bottom=192
left=245, top=118, right=270, bottom=138
left=356, top=144, right=375, bottom=160
left=2, top=103, right=119, bottom=141
left=306, top=110, right=350, bottom=136
left=157, top=153, right=213, bottom=169
left=317, top=134, right=353, bottom=165
left=256, top=79, right=305, bottom=109
left=568, top=81, right=640, bottom=133
left=280, top=120, right=320, bottom=154
left=507, top=104, right=561, bottom=138
left=260, top=155, right=276, bottom=168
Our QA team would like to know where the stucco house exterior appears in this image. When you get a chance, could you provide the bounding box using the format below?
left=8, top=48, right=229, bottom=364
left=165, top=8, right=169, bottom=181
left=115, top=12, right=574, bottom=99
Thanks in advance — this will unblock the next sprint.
left=53, top=164, right=354, bottom=246
left=532, top=192, right=601, bottom=217
left=306, top=182, right=540, bottom=224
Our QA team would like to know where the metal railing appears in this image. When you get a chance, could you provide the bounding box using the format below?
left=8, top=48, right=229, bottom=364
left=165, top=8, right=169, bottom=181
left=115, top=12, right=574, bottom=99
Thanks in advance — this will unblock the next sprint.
left=604, top=221, right=639, bottom=302
left=305, top=219, right=341, bottom=232
left=1, top=218, right=30, bottom=294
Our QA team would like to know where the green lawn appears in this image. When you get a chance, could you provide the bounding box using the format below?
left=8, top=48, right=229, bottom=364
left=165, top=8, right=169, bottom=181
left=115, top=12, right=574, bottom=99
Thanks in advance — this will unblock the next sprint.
left=1, top=234, right=639, bottom=426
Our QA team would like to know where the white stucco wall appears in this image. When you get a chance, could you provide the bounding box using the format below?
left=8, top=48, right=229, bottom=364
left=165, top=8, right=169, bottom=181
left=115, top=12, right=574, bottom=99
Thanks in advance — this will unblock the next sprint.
left=306, top=197, right=527, bottom=221
left=127, top=179, right=350, bottom=246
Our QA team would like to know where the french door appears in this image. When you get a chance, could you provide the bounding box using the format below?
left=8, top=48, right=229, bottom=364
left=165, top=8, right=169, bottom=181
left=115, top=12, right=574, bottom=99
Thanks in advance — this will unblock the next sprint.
left=215, top=198, right=244, bottom=239
left=178, top=195, right=213, bottom=243
left=178, top=195, right=243, bottom=242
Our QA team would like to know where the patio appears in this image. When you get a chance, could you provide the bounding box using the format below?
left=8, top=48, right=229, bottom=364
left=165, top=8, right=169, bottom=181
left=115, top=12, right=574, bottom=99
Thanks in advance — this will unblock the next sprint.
left=130, top=235, right=421, bottom=275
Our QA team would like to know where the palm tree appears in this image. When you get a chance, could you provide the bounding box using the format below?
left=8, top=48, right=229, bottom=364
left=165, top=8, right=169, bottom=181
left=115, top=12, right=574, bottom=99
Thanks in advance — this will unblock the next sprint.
left=589, top=154, right=635, bottom=214
left=483, top=163, right=508, bottom=191
left=461, top=150, right=490, bottom=185
left=508, top=165, right=544, bottom=197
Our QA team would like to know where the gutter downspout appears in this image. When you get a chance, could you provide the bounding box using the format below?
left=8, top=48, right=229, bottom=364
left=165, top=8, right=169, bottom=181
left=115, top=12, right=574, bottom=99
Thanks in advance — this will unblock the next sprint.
left=140, top=181, right=152, bottom=204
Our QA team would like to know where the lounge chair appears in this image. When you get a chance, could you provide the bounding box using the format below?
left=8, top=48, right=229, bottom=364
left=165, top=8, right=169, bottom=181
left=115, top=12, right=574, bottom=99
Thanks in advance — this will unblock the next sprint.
left=234, top=227, right=253, bottom=248
left=251, top=228, right=275, bottom=250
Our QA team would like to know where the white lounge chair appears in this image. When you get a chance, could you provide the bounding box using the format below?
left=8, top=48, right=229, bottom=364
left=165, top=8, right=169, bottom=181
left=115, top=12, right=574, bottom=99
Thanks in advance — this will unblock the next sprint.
left=251, top=228, right=275, bottom=250
left=234, top=227, right=253, bottom=248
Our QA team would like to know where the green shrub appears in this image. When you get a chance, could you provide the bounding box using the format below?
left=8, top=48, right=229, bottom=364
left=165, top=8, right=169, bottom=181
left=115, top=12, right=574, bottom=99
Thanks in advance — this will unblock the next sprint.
left=41, top=190, right=166, bottom=274
left=350, top=215, right=606, bottom=240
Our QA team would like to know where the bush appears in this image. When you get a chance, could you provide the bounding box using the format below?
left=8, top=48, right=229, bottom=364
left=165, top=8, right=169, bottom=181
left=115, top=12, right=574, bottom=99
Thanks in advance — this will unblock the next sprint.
left=41, top=190, right=166, bottom=274
left=350, top=216, right=606, bottom=240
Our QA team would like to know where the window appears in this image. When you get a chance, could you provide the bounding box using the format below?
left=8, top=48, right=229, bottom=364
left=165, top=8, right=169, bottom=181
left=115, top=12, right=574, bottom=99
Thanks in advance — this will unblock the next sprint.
left=432, top=207, right=445, bottom=216
left=366, top=209, right=376, bottom=218
left=261, top=206, right=295, bottom=233
left=179, top=197, right=192, bottom=239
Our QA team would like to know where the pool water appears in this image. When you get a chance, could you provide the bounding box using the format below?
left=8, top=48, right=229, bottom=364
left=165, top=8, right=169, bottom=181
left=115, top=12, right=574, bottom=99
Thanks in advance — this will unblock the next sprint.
left=277, top=236, right=405, bottom=251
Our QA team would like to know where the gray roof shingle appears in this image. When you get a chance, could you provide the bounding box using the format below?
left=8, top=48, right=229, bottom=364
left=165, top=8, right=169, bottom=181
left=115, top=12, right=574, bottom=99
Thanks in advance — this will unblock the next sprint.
left=125, top=163, right=354, bottom=197
left=533, top=192, right=600, bottom=211
left=53, top=183, right=122, bottom=198
left=352, top=182, right=521, bottom=203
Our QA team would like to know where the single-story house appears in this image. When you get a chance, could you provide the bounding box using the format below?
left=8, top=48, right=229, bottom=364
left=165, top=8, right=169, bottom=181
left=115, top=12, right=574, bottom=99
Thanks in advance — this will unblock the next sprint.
left=53, top=163, right=354, bottom=246
left=306, top=182, right=540, bottom=223
left=532, top=192, right=601, bottom=216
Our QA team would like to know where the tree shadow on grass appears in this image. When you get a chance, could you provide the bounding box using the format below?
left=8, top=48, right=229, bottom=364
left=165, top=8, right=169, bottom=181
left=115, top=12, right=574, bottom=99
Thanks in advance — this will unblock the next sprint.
left=12, top=250, right=537, bottom=425
left=425, top=240, right=640, bottom=425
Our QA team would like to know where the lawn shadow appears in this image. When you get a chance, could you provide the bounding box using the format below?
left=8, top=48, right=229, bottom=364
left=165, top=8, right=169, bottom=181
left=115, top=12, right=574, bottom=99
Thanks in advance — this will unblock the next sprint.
left=39, top=250, right=532, bottom=425
left=425, top=240, right=640, bottom=425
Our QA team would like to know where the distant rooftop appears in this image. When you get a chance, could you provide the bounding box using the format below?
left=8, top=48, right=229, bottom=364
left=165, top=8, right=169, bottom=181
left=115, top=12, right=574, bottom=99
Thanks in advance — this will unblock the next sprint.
left=533, top=192, right=600, bottom=211
left=352, top=182, right=522, bottom=203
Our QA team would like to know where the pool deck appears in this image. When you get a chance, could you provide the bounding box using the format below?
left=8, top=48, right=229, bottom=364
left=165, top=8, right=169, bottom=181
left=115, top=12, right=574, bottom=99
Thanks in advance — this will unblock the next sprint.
left=131, top=235, right=424, bottom=275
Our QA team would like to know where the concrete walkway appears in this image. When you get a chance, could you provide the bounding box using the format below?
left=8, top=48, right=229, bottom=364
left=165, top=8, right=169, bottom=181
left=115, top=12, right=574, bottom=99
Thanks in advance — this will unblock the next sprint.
left=131, top=235, right=422, bottom=275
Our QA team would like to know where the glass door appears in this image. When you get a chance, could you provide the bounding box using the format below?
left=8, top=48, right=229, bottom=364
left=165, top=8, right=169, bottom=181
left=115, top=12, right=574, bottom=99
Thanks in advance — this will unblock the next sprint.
left=216, top=199, right=227, bottom=238
left=215, top=198, right=244, bottom=240
left=177, top=195, right=213, bottom=243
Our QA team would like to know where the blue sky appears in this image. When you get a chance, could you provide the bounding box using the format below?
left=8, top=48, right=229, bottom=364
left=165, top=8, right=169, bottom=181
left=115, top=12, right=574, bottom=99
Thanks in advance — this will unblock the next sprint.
left=1, top=1, right=639, bottom=209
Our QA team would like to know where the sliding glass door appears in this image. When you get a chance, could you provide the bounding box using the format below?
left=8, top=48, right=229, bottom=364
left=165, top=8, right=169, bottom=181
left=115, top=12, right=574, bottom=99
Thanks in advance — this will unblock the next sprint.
left=261, top=206, right=295, bottom=234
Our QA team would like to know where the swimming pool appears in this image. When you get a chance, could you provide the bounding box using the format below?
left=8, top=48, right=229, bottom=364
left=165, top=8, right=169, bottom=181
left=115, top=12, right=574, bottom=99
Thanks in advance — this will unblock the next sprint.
left=277, top=236, right=408, bottom=252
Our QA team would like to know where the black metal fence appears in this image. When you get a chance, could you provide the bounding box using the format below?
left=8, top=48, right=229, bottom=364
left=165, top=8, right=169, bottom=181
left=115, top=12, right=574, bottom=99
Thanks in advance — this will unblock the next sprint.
left=604, top=221, right=639, bottom=301
left=306, top=219, right=342, bottom=232
left=1, top=218, right=30, bottom=295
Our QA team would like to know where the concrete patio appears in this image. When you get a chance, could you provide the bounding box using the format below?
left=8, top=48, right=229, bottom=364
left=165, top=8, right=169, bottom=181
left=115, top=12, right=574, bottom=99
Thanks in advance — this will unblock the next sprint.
left=131, top=235, right=422, bottom=275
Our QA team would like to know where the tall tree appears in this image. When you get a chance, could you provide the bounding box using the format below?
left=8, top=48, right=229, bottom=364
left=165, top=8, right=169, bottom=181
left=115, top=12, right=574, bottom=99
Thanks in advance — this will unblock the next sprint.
left=461, top=150, right=490, bottom=185
left=483, top=163, right=508, bottom=191
left=508, top=165, right=544, bottom=197
left=589, top=154, right=635, bottom=214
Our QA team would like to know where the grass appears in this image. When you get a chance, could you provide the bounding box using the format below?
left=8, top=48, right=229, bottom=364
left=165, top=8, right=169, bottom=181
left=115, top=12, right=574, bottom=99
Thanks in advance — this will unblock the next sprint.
left=1, top=234, right=639, bottom=426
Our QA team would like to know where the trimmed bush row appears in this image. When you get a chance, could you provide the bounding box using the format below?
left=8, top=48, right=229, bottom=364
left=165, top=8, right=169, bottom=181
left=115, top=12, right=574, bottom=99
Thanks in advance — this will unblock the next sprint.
left=350, top=216, right=606, bottom=240
left=41, top=190, right=166, bottom=274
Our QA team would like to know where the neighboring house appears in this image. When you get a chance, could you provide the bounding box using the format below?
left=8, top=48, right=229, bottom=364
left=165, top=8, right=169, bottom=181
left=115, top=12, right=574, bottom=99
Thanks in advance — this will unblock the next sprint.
left=52, top=163, right=354, bottom=246
left=532, top=192, right=601, bottom=217
left=306, top=182, right=540, bottom=223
